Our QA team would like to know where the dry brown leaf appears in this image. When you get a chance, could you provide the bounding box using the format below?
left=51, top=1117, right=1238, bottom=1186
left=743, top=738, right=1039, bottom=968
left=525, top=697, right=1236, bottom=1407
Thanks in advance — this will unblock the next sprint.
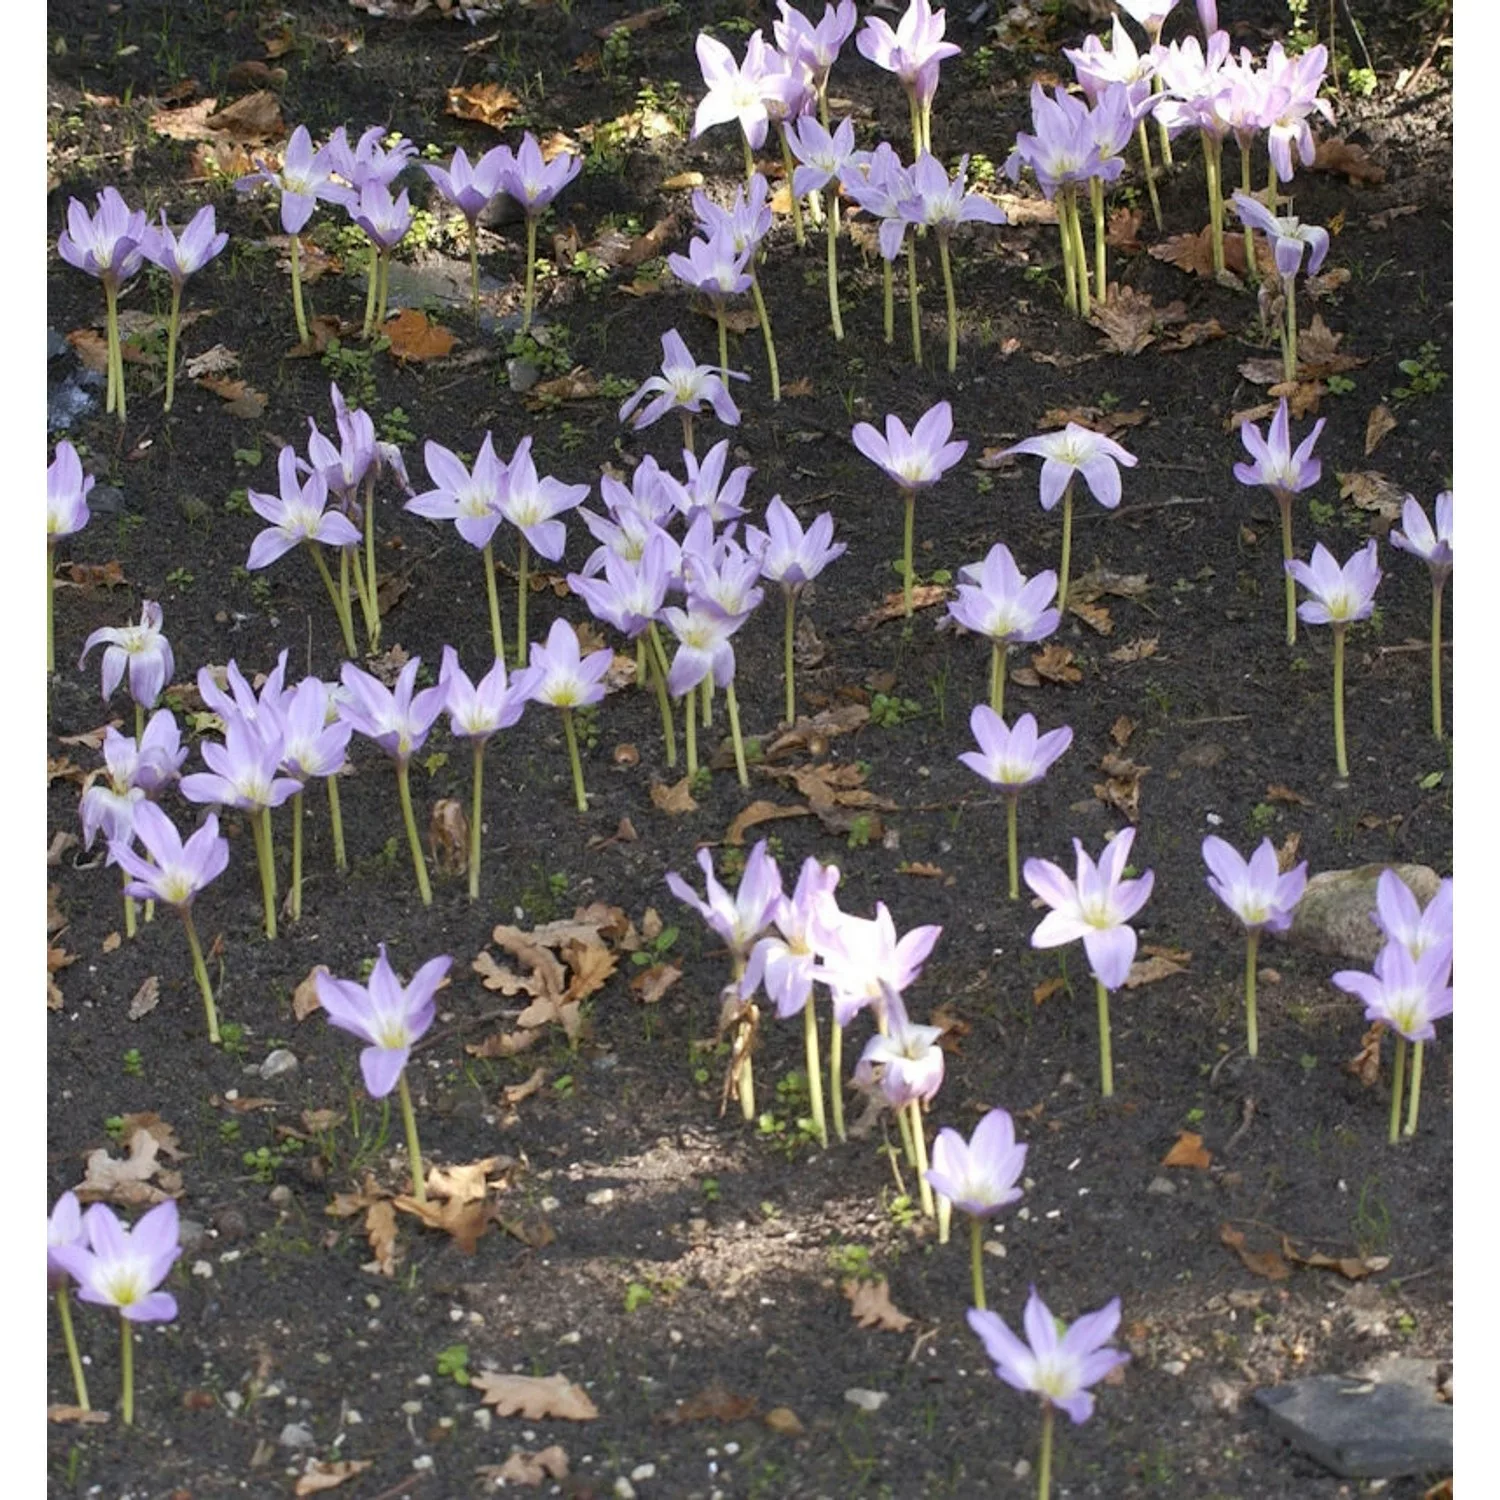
left=1306, top=266, right=1352, bottom=300
left=844, top=1278, right=914, bottom=1332
left=725, top=800, right=810, bottom=845
left=1345, top=1021, right=1384, bottom=1087
left=764, top=1406, right=805, bottom=1435
left=294, top=1460, right=373, bottom=1496
left=524, top=368, right=600, bottom=410
left=1108, top=636, right=1158, bottom=664
left=782, top=375, right=814, bottom=397
left=765, top=703, right=870, bottom=757
left=472, top=1371, right=599, bottom=1421
left=1069, top=599, right=1113, bottom=634
left=1266, top=783, right=1308, bottom=807
left=364, top=1199, right=398, bottom=1275
left=661, top=171, right=704, bottom=190
left=383, top=307, right=458, bottom=362
left=58, top=720, right=121, bottom=750
left=631, top=963, right=682, bottom=1005
left=196, top=374, right=267, bottom=419
left=901, top=861, right=945, bottom=878
left=477, top=1446, right=571, bottom=1488
left=427, top=1157, right=506, bottom=1203
left=1312, top=137, right=1386, bottom=184
left=1298, top=315, right=1366, bottom=376
left=395, top=1193, right=491, bottom=1254
left=1158, top=318, right=1226, bottom=352
left=563, top=938, right=616, bottom=1004
left=428, top=797, right=468, bottom=875
left=1220, top=1223, right=1291, bottom=1281
left=1041, top=405, right=1149, bottom=439
left=1363, top=404, right=1397, bottom=456
left=77, top=1129, right=178, bottom=1206
left=65, top=327, right=110, bottom=373
left=658, top=1382, right=759, bottom=1425
left=650, top=777, right=699, bottom=814
left=1280, top=1236, right=1390, bottom=1281
left=1124, top=945, right=1190, bottom=988
left=465, top=1028, right=540, bottom=1059
left=1106, top=206, right=1143, bottom=251
left=47, top=757, right=86, bottom=787
left=1110, top=715, right=1135, bottom=747
left=127, top=975, right=161, bottom=1020
left=61, top=561, right=127, bottom=593
left=445, top=82, right=519, bottom=130
left=292, top=964, right=327, bottom=1021
left=204, top=90, right=283, bottom=142
left=1033, top=976, right=1066, bottom=1007
left=1161, top=1131, right=1212, bottom=1169
left=147, top=96, right=223, bottom=141
left=1089, top=285, right=1183, bottom=355
left=101, top=931, right=122, bottom=954
left=1274, top=831, right=1302, bottom=873
left=853, top=584, right=949, bottom=630
left=1032, top=643, right=1082, bottom=685
left=502, top=1068, right=548, bottom=1105
left=1338, top=469, right=1405, bottom=523
left=1095, top=751, right=1147, bottom=821
left=595, top=3, right=671, bottom=37
left=48, top=1405, right=110, bottom=1425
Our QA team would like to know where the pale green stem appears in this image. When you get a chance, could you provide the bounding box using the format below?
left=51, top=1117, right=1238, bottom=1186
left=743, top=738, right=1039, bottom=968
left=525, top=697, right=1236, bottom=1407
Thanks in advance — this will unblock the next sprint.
left=326, top=773, right=347, bottom=873
left=1203, top=129, right=1226, bottom=277
left=468, top=217, right=481, bottom=318
left=522, top=216, right=538, bottom=333
left=803, top=996, right=828, bottom=1149
left=1284, top=272, right=1299, bottom=383
left=1332, top=624, right=1348, bottom=779
left=635, top=633, right=647, bottom=685
left=647, top=624, right=677, bottom=767
left=829, top=1021, right=846, bottom=1142
left=47, top=542, right=55, bottom=676
left=107, top=281, right=126, bottom=423
left=1279, top=498, right=1297, bottom=646
left=120, top=1315, right=134, bottom=1427
left=701, top=675, right=712, bottom=730
left=990, top=641, right=1006, bottom=715
left=482, top=542, right=507, bottom=663
left=1136, top=120, right=1162, bottom=231
left=716, top=304, right=729, bottom=383
left=144, top=899, right=154, bottom=924
left=468, top=743, right=485, bottom=901
left=1388, top=1033, right=1406, bottom=1145
left=1038, top=1403, right=1055, bottom=1500
left=164, top=283, right=182, bottom=412
left=1096, top=976, right=1114, bottom=1098
left=251, top=806, right=278, bottom=940
left=783, top=588, right=798, bottom=725
left=1058, top=480, right=1075, bottom=613
left=363, top=475, right=380, bottom=651
left=909, top=1102, right=934, bottom=1218
left=1090, top=175, right=1107, bottom=303
left=135, top=703, right=144, bottom=742
left=1006, top=794, right=1020, bottom=901
left=182, top=907, right=220, bottom=1044
left=516, top=534, right=530, bottom=668
left=1239, top=138, right=1258, bottom=285
left=684, top=689, right=698, bottom=777
left=398, top=1071, right=426, bottom=1201
left=1153, top=71, right=1173, bottom=165
left=938, top=231, right=958, bottom=373
left=1245, top=928, right=1260, bottom=1059
left=308, top=542, right=358, bottom=658
left=749, top=270, right=780, bottom=403
left=970, top=1214, right=987, bottom=1310
left=361, top=247, right=378, bottom=338
left=902, top=489, right=916, bottom=618
left=1057, top=199, right=1078, bottom=316
left=908, top=89, right=923, bottom=159
left=906, top=236, right=923, bottom=363
left=1404, top=1041, right=1424, bottom=1137
left=396, top=761, right=433, bottom=905
left=1067, top=188, right=1091, bottom=317
left=1430, top=580, right=1444, bottom=740
left=725, top=681, right=749, bottom=789
left=103, top=282, right=118, bottom=414
left=824, top=186, right=844, bottom=341
left=375, top=250, right=391, bottom=327
left=680, top=409, right=695, bottom=458
left=56, top=1286, right=90, bottom=1410
left=561, top=708, right=588, bottom=813
left=738, top=1042, right=756, bottom=1122
left=289, top=790, right=303, bottom=922
left=897, top=1096, right=917, bottom=1167
left=882, top=255, right=894, bottom=343
left=290, top=233, right=309, bottom=345
left=742, top=132, right=756, bottom=185
left=777, top=125, right=806, bottom=247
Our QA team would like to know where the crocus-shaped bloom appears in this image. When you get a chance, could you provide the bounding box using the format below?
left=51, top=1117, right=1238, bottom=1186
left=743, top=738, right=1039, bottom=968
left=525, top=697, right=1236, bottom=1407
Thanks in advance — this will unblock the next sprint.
left=813, top=901, right=942, bottom=1028
left=48, top=1190, right=88, bottom=1290
left=1391, top=492, right=1453, bottom=586
left=619, top=328, right=745, bottom=431
left=48, top=440, right=94, bottom=539
left=856, top=0, right=961, bottom=112
left=1151, top=32, right=1233, bottom=141
left=1373, top=871, right=1452, bottom=961
left=1233, top=398, right=1324, bottom=504
left=522, top=618, right=613, bottom=709
left=80, top=712, right=186, bottom=850
left=852, top=401, right=967, bottom=491
left=1064, top=18, right=1156, bottom=107
left=1332, top=941, right=1453, bottom=1043
left=1285, top=540, right=1381, bottom=626
left=1005, top=84, right=1108, bottom=198
left=351, top=180, right=413, bottom=253
left=948, top=544, right=1059, bottom=645
left=406, top=434, right=508, bottom=549
left=1262, top=40, right=1336, bottom=183
left=742, top=856, right=841, bottom=1017
left=924, top=1108, right=1028, bottom=1219
left=693, top=175, right=774, bottom=260
left=968, top=1287, right=1129, bottom=1424
left=1005, top=423, right=1137, bottom=511
left=902, top=152, right=1008, bottom=234
left=681, top=527, right=764, bottom=623
left=774, top=0, right=858, bottom=89
left=111, top=802, right=230, bottom=910
left=496, top=132, right=582, bottom=215
left=57, top=187, right=147, bottom=283
left=196, top=654, right=289, bottom=744
left=279, top=677, right=353, bottom=781
left=692, top=30, right=795, bottom=151
left=1116, top=0, right=1178, bottom=27
left=858, top=985, right=945, bottom=1107
left=423, top=144, right=512, bottom=220
left=325, top=125, right=416, bottom=191
left=338, top=656, right=447, bottom=762
left=1231, top=192, right=1329, bottom=279
left=439, top=645, right=531, bottom=743
left=1024, top=827, right=1154, bottom=990
left=497, top=437, right=589, bottom=561
left=237, top=125, right=356, bottom=234
left=679, top=441, right=755, bottom=526
left=316, top=945, right=453, bottom=1098
left=180, top=716, right=300, bottom=813
left=960, top=708, right=1073, bottom=792
left=667, top=841, right=784, bottom=966
left=246, top=445, right=361, bottom=567
left=668, top=229, right=754, bottom=299
left=568, top=535, right=674, bottom=640
left=659, top=602, right=742, bottom=697
left=306, top=399, right=377, bottom=502
left=786, top=114, right=859, bottom=199
left=1201, top=836, right=1308, bottom=934
left=842, top=142, right=918, bottom=262
left=80, top=600, right=174, bottom=710
left=141, top=205, right=228, bottom=287
left=50, top=1201, right=180, bottom=1324
left=746, top=496, right=845, bottom=588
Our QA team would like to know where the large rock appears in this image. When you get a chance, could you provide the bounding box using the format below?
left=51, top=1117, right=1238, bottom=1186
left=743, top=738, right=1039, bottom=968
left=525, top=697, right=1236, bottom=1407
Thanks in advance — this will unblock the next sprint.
left=1255, top=1366, right=1452, bottom=1478
left=1282, top=864, right=1441, bottom=964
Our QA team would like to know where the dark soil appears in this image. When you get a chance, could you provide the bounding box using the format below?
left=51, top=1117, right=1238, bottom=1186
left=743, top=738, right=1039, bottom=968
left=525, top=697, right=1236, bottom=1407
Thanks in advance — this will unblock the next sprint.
left=46, top=1, right=1452, bottom=1497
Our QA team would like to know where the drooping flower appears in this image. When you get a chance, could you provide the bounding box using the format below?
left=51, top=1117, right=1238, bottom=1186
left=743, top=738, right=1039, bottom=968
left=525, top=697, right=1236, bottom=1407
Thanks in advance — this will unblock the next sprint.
left=743, top=856, right=842, bottom=1019
left=667, top=841, right=784, bottom=970
left=79, top=601, right=174, bottom=713
left=858, top=983, right=945, bottom=1108
left=1231, top=191, right=1329, bottom=280
left=48, top=439, right=94, bottom=540
left=1005, top=423, right=1137, bottom=512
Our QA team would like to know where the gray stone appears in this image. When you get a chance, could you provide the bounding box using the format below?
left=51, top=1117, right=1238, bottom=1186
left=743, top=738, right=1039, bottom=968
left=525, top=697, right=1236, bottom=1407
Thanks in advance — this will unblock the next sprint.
left=259, top=1048, right=300, bottom=1080
left=1283, top=865, right=1441, bottom=963
left=278, top=1422, right=316, bottom=1450
left=177, top=1218, right=208, bottom=1253
left=843, top=1388, right=888, bottom=1413
left=383, top=249, right=500, bottom=312
left=1147, top=1176, right=1176, bottom=1196
left=86, top=484, right=125, bottom=517
left=1255, top=1370, right=1452, bottom=1478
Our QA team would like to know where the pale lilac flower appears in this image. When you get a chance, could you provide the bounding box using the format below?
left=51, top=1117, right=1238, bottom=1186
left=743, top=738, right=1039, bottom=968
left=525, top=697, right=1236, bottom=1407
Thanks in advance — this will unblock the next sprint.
left=856, top=0, right=961, bottom=115
left=180, top=715, right=300, bottom=813
left=350, top=180, right=413, bottom=254
left=1064, top=19, right=1156, bottom=107
left=679, top=441, right=755, bottom=526
left=842, top=142, right=918, bottom=261
left=316, top=945, right=452, bottom=1098
left=1152, top=32, right=1233, bottom=142
left=1285, top=540, right=1381, bottom=626
left=279, top=677, right=353, bottom=781
left=49, top=1190, right=88, bottom=1290
left=57, top=187, right=147, bottom=283
left=497, top=437, right=589, bottom=561
left=522, top=618, right=613, bottom=709
left=1332, top=941, right=1453, bottom=1043
left=681, top=527, right=764, bottom=623
left=924, top=1109, right=1028, bottom=1219
left=337, top=656, right=447, bottom=762
left=742, top=856, right=841, bottom=1016
left=692, top=30, right=796, bottom=151
left=785, top=115, right=859, bottom=199
left=1262, top=41, right=1336, bottom=183
left=246, top=445, right=361, bottom=568
left=196, top=654, right=289, bottom=744
left=80, top=713, right=186, bottom=850
left=50, top=1201, right=180, bottom=1324
left=568, top=534, right=674, bottom=640
left=236, top=125, right=356, bottom=235
left=959, top=708, right=1072, bottom=791
left=774, top=0, right=858, bottom=90
left=496, top=131, right=582, bottom=216
left=48, top=440, right=94, bottom=539
left=968, top=1287, right=1129, bottom=1424
left=948, top=544, right=1059, bottom=645
left=668, top=229, right=753, bottom=299
left=1391, top=492, right=1452, bottom=586
left=110, top=802, right=229, bottom=910
left=659, top=601, right=742, bottom=697
left=1231, top=191, right=1329, bottom=279
left=746, top=496, right=845, bottom=588
left=1201, top=835, right=1307, bottom=933
left=858, top=985, right=945, bottom=1107
left=1005, top=84, right=1111, bottom=198
left=692, top=174, right=774, bottom=259
left=667, top=841, right=784, bottom=965
left=1233, top=398, right=1324, bottom=504
left=325, top=125, right=415, bottom=192
left=79, top=600, right=174, bottom=709
left=619, top=328, right=745, bottom=431
left=1005, top=423, right=1137, bottom=511
left=406, top=434, right=508, bottom=550
left=423, top=144, right=513, bottom=221
left=140, top=205, right=227, bottom=287
left=852, top=401, right=967, bottom=491
left=1024, top=827, right=1154, bottom=990
left=901, top=152, right=1008, bottom=234
left=813, top=901, right=942, bottom=1028
left=1373, top=871, right=1452, bottom=961
left=1116, top=0, right=1178, bottom=29
left=306, top=391, right=377, bottom=502
left=439, top=645, right=531, bottom=743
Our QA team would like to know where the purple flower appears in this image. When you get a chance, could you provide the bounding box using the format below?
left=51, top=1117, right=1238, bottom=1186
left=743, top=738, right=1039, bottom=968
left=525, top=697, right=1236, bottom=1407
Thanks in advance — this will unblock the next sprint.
left=1263, top=41, right=1336, bottom=184
left=496, top=132, right=582, bottom=217
left=1064, top=19, right=1156, bottom=106
left=959, top=707, right=1072, bottom=792
left=902, top=152, right=1008, bottom=234
left=279, top=677, right=353, bottom=781
left=659, top=602, right=742, bottom=697
left=1005, top=84, right=1110, bottom=198
left=1233, top=398, right=1325, bottom=505
left=924, top=1108, right=1028, bottom=1219
left=498, top=437, right=589, bottom=561
left=406, top=434, right=508, bottom=550
left=858, top=985, right=945, bottom=1107
left=306, top=395, right=377, bottom=500
left=80, top=713, right=186, bottom=851
left=1201, top=835, right=1308, bottom=934
left=180, top=715, right=301, bottom=813
left=523, top=618, right=613, bottom=709
left=813, top=901, right=942, bottom=1029
left=57, top=187, right=147, bottom=284
left=49, top=1189, right=89, bottom=1290
left=679, top=440, right=755, bottom=526
left=856, top=0, right=961, bottom=113
left=843, top=142, right=918, bottom=261
left=51, top=1200, right=180, bottom=1323
left=1391, top=491, right=1452, bottom=586
left=326, top=125, right=416, bottom=192
left=568, top=535, right=674, bottom=640
left=774, top=0, right=858, bottom=87
left=667, top=841, right=784, bottom=964
left=350, top=179, right=413, bottom=254
left=316, top=945, right=452, bottom=1098
left=1231, top=192, right=1329, bottom=279
left=619, top=328, right=745, bottom=431
left=79, top=600, right=174, bottom=710
left=197, top=654, right=289, bottom=743
left=337, top=656, right=447, bottom=763
left=742, top=856, right=841, bottom=1017
left=439, top=645, right=531, bottom=743
left=692, top=30, right=797, bottom=151
left=423, top=144, right=512, bottom=221
left=110, top=801, right=229, bottom=910
left=238, top=125, right=356, bottom=234
left=1024, top=827, right=1154, bottom=990
left=968, top=1286, right=1129, bottom=1424
left=682, top=526, right=764, bottom=623
left=669, top=229, right=754, bottom=300
left=141, top=205, right=227, bottom=287
left=1331, top=941, right=1453, bottom=1043
left=948, top=544, right=1059, bottom=645
left=1285, top=540, right=1381, bottom=626
left=1005, top=422, right=1137, bottom=511
left=785, top=115, right=859, bottom=199
left=48, top=440, right=94, bottom=539
left=692, top=174, right=774, bottom=259
left=746, top=496, right=845, bottom=589
left=851, top=400, right=967, bottom=491
left=1116, top=0, right=1179, bottom=27
left=1152, top=32, right=1233, bottom=141
left=1373, top=871, right=1452, bottom=961
left=246, top=445, right=362, bottom=568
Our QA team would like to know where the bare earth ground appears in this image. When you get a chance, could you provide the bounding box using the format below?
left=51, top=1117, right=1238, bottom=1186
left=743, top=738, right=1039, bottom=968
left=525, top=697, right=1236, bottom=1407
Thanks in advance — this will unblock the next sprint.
left=46, top=1, right=1452, bottom=1496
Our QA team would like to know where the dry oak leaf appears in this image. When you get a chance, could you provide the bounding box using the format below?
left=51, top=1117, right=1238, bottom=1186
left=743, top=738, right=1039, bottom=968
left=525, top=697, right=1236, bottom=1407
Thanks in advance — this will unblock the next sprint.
left=1364, top=404, right=1398, bottom=456
left=472, top=1371, right=599, bottom=1422
left=101, top=931, right=122, bottom=954
left=658, top=1382, right=759, bottom=1425
left=725, top=800, right=811, bottom=845
left=195, top=374, right=267, bottom=419
left=1069, top=598, right=1113, bottom=634
left=853, top=583, right=949, bottom=630
left=650, top=776, right=699, bottom=815
left=1089, top=285, right=1184, bottom=355
left=292, top=964, right=328, bottom=1021
left=1312, top=137, right=1386, bottom=184
left=661, top=171, right=705, bottom=190
left=844, top=1277, right=914, bottom=1332
left=293, top=1460, right=373, bottom=1496
left=445, top=83, right=519, bottom=130
left=1108, top=636, right=1158, bottom=664
left=205, top=90, right=284, bottom=142
left=523, top=368, right=600, bottom=410
left=1279, top=1236, right=1389, bottom=1281
left=383, top=307, right=458, bottom=362
left=1106, top=205, right=1144, bottom=251
left=503, top=1067, right=548, bottom=1106
left=428, top=797, right=469, bottom=875
left=363, top=1199, right=399, bottom=1276
left=48, top=1405, right=110, bottom=1425
left=147, top=96, right=223, bottom=142
left=1124, top=945, right=1190, bottom=988
left=77, top=1129, right=180, bottom=1206
left=127, top=975, right=161, bottom=1020
left=182, top=343, right=239, bottom=379
left=395, top=1193, right=491, bottom=1255
left=466, top=1028, right=540, bottom=1059
left=1219, top=1222, right=1291, bottom=1281
left=1041, top=404, right=1149, bottom=439
left=1033, top=976, right=1066, bottom=1007
left=1266, top=783, right=1309, bottom=806
left=631, top=962, right=682, bottom=1005
left=1110, top=715, right=1135, bottom=747
left=1345, top=1021, right=1384, bottom=1087
left=1032, top=643, right=1083, bottom=685
left=477, top=1446, right=571, bottom=1488
left=1338, top=469, right=1405, bottom=524
left=427, top=1157, right=507, bottom=1203
left=1158, top=318, right=1226, bottom=352
left=563, top=938, right=617, bottom=1004
left=1161, top=1130, right=1212, bottom=1169
left=1095, top=751, right=1148, bottom=822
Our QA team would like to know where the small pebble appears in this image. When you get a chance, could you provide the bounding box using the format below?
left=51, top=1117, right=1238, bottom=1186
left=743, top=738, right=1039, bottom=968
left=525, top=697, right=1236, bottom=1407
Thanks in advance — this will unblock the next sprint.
left=259, top=1048, right=299, bottom=1081
left=613, top=1479, right=637, bottom=1500
left=1162, top=1360, right=1187, bottom=1376
left=278, top=1423, right=315, bottom=1450
left=191, top=1260, right=213, bottom=1279
left=472, top=1408, right=491, bottom=1432
left=630, top=1462, right=657, bottom=1480
left=412, top=1455, right=434, bottom=1472
left=843, top=1389, right=888, bottom=1413
left=1148, top=1176, right=1177, bottom=1196
left=586, top=1188, right=616, bottom=1206
left=268, top=1185, right=293, bottom=1208
left=401, top=1400, right=423, bottom=1415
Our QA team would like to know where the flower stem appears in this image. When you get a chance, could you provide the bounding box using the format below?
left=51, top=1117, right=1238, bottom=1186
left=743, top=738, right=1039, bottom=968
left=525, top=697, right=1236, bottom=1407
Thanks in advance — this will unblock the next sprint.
left=829, top=1021, right=846, bottom=1142
left=326, top=772, right=347, bottom=873
left=1244, top=928, right=1260, bottom=1059
left=1388, top=1032, right=1406, bottom=1145
left=683, top=689, right=698, bottom=776
left=937, top=232, right=960, bottom=373
left=468, top=218, right=481, bottom=318
left=47, top=541, right=55, bottom=676
left=395, top=761, right=433, bottom=905
left=1239, top=139, right=1258, bottom=285
left=970, top=1214, right=987, bottom=1310
left=290, top=233, right=310, bottom=346
left=1095, top=976, right=1114, bottom=1098
left=308, top=542, right=358, bottom=658
left=897, top=1095, right=917, bottom=1167
left=680, top=409, right=695, bottom=457
left=782, top=589, right=799, bottom=725
left=1136, top=120, right=1162, bottom=231
left=1090, top=175, right=1107, bottom=304
left=803, top=996, right=828, bottom=1149
left=648, top=624, right=677, bottom=767
left=1203, top=128, right=1225, bottom=277
left=1279, top=498, right=1298, bottom=646
left=1404, top=1040, right=1424, bottom=1138
left=361, top=246, right=378, bottom=338
left=1153, top=73, right=1173, bottom=165
left=777, top=125, right=806, bottom=247
left=522, top=216, right=538, bottom=334
left=990, top=641, right=1007, bottom=716
left=902, top=489, right=916, bottom=618
left=1430, top=581, right=1444, bottom=740
left=701, top=675, right=712, bottom=730
left=107, top=281, right=127, bottom=423
left=1037, top=1402, right=1055, bottom=1500
left=725, top=681, right=750, bottom=789
left=182, top=907, right=221, bottom=1044
left=469, top=742, right=484, bottom=902
left=481, top=541, right=507, bottom=663
left=1283, top=272, right=1299, bottom=383
left=120, top=1314, right=134, bottom=1427
left=882, top=255, right=894, bottom=343
left=909, top=1101, right=934, bottom=1218
left=824, top=186, right=844, bottom=341
left=57, top=1286, right=90, bottom=1410
left=516, top=534, right=530, bottom=668
left=1006, top=794, right=1020, bottom=901
left=906, top=235, right=922, bottom=364
left=1332, top=623, right=1348, bottom=778
left=363, top=476, right=381, bottom=651
left=398, top=1070, right=426, bottom=1201
left=1057, top=196, right=1077, bottom=316
left=742, top=131, right=756, bottom=185
left=716, top=304, right=729, bottom=383
left=164, top=283, right=182, bottom=412
left=1067, top=188, right=1091, bottom=317
left=103, top=283, right=118, bottom=414
left=251, top=806, right=278, bottom=940
left=749, top=269, right=780, bottom=403
left=375, top=250, right=390, bottom=327
left=289, top=789, right=303, bottom=922
left=1057, top=479, right=1075, bottom=613
left=561, top=708, right=589, bottom=813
